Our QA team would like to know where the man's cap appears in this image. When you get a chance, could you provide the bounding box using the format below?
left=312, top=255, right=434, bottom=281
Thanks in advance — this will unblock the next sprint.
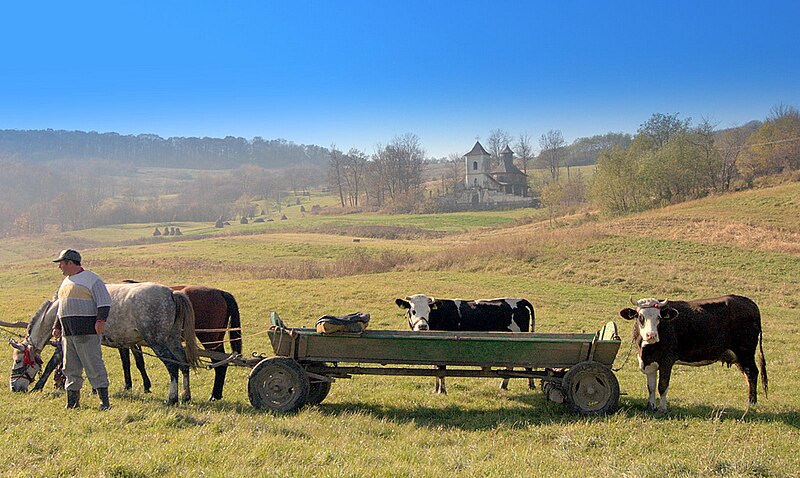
left=53, top=249, right=81, bottom=263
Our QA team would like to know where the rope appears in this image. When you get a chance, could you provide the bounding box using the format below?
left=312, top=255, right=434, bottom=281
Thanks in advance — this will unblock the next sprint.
left=612, top=337, right=636, bottom=372
left=0, top=326, right=26, bottom=342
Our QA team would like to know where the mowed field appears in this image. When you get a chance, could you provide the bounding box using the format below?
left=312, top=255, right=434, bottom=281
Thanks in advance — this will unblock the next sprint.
left=0, top=182, right=798, bottom=477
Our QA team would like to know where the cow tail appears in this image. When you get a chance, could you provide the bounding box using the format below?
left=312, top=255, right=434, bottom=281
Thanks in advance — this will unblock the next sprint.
left=520, top=299, right=535, bottom=332
left=222, top=291, right=242, bottom=354
left=758, top=328, right=768, bottom=398
left=173, top=290, right=200, bottom=368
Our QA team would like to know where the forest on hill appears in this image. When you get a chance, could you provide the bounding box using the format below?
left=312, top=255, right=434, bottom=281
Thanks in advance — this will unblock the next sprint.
left=0, top=106, right=798, bottom=237
left=0, top=129, right=330, bottom=169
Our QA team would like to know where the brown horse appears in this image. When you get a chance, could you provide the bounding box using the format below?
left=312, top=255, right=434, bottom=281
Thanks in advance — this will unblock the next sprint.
left=119, top=284, right=242, bottom=400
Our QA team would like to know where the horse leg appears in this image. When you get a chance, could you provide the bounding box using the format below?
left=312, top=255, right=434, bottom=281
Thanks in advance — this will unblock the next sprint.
left=210, top=344, right=227, bottom=401
left=32, top=346, right=62, bottom=392
left=131, top=345, right=152, bottom=393
left=149, top=344, right=180, bottom=405
left=118, top=348, right=133, bottom=390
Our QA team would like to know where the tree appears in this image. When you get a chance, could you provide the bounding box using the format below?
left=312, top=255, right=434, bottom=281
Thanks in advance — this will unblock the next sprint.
left=514, top=133, right=534, bottom=175
left=636, top=112, right=691, bottom=150
left=328, top=145, right=346, bottom=207
left=539, top=129, right=565, bottom=181
left=716, top=125, right=750, bottom=191
left=487, top=129, right=512, bottom=168
left=739, top=104, right=800, bottom=182
left=344, top=148, right=368, bottom=207
left=590, top=146, right=645, bottom=214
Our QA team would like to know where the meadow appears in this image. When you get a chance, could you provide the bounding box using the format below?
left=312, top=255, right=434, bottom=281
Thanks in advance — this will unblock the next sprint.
left=0, top=181, right=798, bottom=477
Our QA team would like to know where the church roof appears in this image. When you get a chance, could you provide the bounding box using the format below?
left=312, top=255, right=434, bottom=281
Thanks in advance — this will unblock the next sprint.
left=465, top=141, right=490, bottom=157
left=501, top=145, right=514, bottom=154
left=499, top=155, right=525, bottom=175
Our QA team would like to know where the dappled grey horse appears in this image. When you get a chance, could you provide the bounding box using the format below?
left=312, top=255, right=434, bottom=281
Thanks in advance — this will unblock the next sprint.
left=9, top=282, right=200, bottom=404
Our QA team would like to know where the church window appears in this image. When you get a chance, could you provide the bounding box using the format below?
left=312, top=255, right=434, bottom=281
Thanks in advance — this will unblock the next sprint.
left=472, top=161, right=478, bottom=171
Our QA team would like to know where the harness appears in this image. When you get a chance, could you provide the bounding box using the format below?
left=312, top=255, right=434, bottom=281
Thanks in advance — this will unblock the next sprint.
left=407, top=314, right=429, bottom=330
left=11, top=344, right=42, bottom=385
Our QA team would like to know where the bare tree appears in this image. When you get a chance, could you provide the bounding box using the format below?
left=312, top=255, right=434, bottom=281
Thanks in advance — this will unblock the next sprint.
left=539, top=129, right=566, bottom=181
left=487, top=128, right=512, bottom=168
left=328, top=145, right=346, bottom=207
left=344, top=148, right=368, bottom=207
left=514, top=132, right=534, bottom=175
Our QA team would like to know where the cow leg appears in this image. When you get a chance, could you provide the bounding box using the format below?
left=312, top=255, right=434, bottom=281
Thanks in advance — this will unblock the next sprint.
left=527, top=368, right=535, bottom=390
left=499, top=366, right=513, bottom=390
left=131, top=346, right=152, bottom=393
left=642, top=362, right=659, bottom=411
left=435, top=365, right=447, bottom=394
left=735, top=351, right=760, bottom=405
left=657, top=364, right=673, bottom=413
left=118, top=348, right=133, bottom=390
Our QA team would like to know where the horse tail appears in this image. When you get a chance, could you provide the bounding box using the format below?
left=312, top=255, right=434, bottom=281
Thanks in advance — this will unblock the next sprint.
left=759, top=327, right=768, bottom=399
left=172, top=290, right=200, bottom=368
left=221, top=290, right=242, bottom=354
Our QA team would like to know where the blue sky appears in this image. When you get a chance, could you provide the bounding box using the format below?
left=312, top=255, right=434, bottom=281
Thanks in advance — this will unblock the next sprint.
left=2, top=1, right=799, bottom=158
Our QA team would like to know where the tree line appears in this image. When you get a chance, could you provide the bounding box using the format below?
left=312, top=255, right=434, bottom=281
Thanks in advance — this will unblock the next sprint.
left=591, top=107, right=799, bottom=214
left=0, top=130, right=329, bottom=169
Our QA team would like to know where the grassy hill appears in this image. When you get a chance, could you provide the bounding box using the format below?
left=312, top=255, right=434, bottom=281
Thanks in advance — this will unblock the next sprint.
left=0, top=181, right=798, bottom=476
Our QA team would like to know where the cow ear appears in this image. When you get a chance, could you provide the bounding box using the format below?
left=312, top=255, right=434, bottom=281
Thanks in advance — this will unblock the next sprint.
left=619, top=308, right=637, bottom=320
left=395, top=298, right=410, bottom=309
left=661, top=307, right=679, bottom=320
left=430, top=302, right=438, bottom=310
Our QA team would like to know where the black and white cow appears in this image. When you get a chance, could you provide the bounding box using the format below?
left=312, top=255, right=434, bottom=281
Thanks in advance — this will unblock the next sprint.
left=620, top=295, right=768, bottom=413
left=395, top=294, right=535, bottom=394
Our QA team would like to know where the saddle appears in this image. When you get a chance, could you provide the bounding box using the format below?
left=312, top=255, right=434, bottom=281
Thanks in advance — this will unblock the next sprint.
left=315, top=312, right=370, bottom=335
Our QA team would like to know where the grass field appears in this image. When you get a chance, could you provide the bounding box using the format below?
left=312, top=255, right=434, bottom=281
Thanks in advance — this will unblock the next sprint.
left=0, top=181, right=798, bottom=477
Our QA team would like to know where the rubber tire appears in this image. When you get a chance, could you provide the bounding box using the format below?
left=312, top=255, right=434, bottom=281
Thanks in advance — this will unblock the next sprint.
left=248, top=357, right=310, bottom=412
left=306, top=380, right=332, bottom=406
left=562, top=361, right=620, bottom=415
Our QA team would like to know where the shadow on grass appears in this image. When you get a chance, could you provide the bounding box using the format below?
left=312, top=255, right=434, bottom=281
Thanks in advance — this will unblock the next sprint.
left=614, top=397, right=800, bottom=428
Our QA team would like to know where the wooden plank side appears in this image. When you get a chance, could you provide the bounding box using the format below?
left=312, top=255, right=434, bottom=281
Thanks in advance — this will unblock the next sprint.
left=267, top=326, right=622, bottom=368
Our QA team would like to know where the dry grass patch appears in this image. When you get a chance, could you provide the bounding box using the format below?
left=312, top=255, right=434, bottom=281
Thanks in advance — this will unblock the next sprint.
left=601, top=217, right=800, bottom=256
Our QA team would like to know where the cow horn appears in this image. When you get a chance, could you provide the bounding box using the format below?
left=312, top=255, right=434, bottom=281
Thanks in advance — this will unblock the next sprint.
left=629, top=297, right=639, bottom=306
left=659, top=299, right=668, bottom=307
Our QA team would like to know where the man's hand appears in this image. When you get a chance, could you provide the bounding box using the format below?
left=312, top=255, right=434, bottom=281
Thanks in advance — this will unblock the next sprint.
left=95, top=320, right=106, bottom=335
left=52, top=328, right=61, bottom=339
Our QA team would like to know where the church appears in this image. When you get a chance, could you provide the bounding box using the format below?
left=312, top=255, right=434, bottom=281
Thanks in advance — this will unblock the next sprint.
left=455, top=141, right=532, bottom=206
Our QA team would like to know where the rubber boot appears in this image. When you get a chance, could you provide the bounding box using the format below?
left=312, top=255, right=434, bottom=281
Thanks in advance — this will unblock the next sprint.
left=97, top=388, right=110, bottom=411
left=66, top=390, right=80, bottom=409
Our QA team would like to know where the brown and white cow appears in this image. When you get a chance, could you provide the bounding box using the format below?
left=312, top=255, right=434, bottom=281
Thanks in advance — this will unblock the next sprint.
left=620, top=295, right=767, bottom=413
left=395, top=294, right=535, bottom=394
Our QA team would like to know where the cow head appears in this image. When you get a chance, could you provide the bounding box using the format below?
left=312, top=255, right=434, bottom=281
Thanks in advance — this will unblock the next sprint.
left=9, top=339, right=43, bottom=392
left=395, top=294, right=436, bottom=331
left=619, top=298, right=679, bottom=345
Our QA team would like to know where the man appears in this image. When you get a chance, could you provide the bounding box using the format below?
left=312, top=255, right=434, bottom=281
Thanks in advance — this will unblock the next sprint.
left=51, top=249, right=112, bottom=410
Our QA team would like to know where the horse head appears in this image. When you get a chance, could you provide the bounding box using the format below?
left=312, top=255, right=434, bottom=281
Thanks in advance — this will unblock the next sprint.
left=9, top=299, right=58, bottom=392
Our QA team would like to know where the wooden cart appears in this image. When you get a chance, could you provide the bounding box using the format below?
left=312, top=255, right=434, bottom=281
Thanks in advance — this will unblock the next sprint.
left=237, top=313, right=622, bottom=415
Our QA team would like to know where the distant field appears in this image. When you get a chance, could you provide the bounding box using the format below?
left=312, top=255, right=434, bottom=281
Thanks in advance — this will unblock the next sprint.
left=1, top=181, right=798, bottom=476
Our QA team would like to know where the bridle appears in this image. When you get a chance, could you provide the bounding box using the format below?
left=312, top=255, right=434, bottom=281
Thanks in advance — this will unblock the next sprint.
left=9, top=299, right=55, bottom=388
left=407, top=314, right=429, bottom=331
left=10, top=342, right=42, bottom=386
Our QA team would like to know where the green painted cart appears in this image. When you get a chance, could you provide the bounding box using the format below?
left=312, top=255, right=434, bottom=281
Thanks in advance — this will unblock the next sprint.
left=246, top=313, right=622, bottom=415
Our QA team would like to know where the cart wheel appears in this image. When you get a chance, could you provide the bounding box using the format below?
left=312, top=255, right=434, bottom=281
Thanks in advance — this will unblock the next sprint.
left=306, top=380, right=332, bottom=405
left=562, top=361, right=619, bottom=415
left=248, top=357, right=310, bottom=412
